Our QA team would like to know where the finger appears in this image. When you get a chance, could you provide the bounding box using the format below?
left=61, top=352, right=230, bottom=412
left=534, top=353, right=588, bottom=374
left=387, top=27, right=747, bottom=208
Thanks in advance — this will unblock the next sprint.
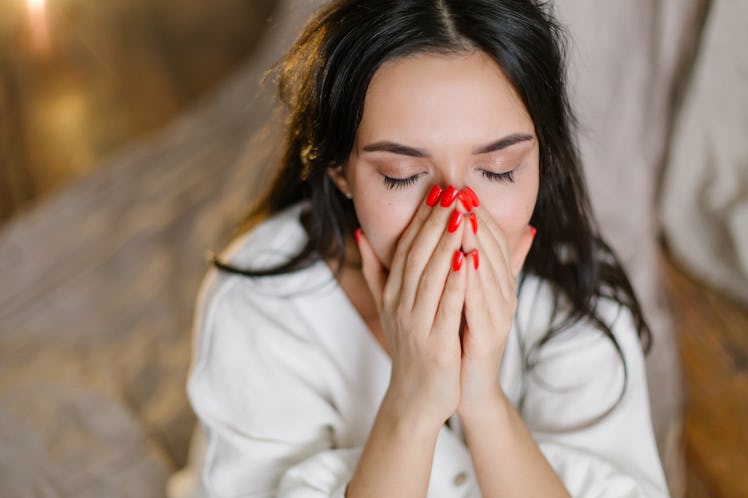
left=465, top=247, right=515, bottom=357
left=470, top=208, right=512, bottom=270
left=397, top=186, right=463, bottom=311
left=462, top=209, right=514, bottom=300
left=430, top=249, right=467, bottom=343
left=410, top=210, right=466, bottom=323
left=355, top=228, right=387, bottom=312
left=461, top=213, right=504, bottom=297
left=464, top=250, right=491, bottom=334
left=510, top=225, right=536, bottom=279
left=383, top=184, right=451, bottom=310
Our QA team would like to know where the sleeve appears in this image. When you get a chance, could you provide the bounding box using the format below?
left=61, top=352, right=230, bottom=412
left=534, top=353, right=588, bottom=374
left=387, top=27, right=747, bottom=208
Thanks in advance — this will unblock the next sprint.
left=519, top=299, right=671, bottom=498
left=187, top=277, right=360, bottom=497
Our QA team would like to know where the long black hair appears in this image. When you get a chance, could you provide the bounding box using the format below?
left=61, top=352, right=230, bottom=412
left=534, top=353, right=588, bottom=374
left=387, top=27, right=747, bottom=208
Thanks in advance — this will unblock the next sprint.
left=212, top=0, right=651, bottom=409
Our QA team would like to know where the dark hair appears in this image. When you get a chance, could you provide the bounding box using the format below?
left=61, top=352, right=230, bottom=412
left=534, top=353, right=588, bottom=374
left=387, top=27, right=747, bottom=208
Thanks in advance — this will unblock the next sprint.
left=212, top=0, right=651, bottom=418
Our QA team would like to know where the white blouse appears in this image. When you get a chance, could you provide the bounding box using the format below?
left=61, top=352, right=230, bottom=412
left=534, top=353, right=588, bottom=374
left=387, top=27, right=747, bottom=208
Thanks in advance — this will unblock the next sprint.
left=168, top=200, right=670, bottom=498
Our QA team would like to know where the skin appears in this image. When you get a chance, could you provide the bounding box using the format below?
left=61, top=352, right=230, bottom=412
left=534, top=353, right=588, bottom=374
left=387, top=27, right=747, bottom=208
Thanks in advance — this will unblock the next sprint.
left=331, top=50, right=538, bottom=271
left=326, top=50, right=569, bottom=497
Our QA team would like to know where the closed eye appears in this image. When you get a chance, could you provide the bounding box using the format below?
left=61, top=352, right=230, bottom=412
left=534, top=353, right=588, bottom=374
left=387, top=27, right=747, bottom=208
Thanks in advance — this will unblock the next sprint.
left=381, top=173, right=422, bottom=190
left=480, top=169, right=515, bottom=183
left=480, top=169, right=514, bottom=183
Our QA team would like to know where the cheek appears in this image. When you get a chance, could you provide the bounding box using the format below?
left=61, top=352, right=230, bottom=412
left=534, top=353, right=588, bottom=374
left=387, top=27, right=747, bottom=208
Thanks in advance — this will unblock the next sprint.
left=481, top=182, right=538, bottom=255
left=354, top=195, right=418, bottom=269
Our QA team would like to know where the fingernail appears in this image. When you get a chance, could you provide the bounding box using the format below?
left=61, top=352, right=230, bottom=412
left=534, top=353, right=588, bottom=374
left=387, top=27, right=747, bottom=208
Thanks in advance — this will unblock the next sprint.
left=472, top=249, right=479, bottom=270
left=463, top=186, right=480, bottom=208
left=453, top=250, right=464, bottom=271
left=529, top=225, right=537, bottom=239
left=458, top=190, right=473, bottom=211
left=469, top=212, right=478, bottom=234
left=440, top=185, right=459, bottom=207
left=448, top=210, right=463, bottom=233
left=426, top=184, right=443, bottom=207
left=355, top=228, right=363, bottom=245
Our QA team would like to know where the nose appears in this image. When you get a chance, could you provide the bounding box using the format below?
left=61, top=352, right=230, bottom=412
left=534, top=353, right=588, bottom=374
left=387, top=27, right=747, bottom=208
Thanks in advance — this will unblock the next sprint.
left=429, top=161, right=479, bottom=210
left=434, top=163, right=470, bottom=195
left=436, top=170, right=465, bottom=192
left=434, top=183, right=479, bottom=213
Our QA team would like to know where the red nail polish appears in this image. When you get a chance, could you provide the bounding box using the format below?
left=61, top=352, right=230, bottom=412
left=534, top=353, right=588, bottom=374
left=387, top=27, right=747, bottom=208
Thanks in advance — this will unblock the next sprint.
left=448, top=210, right=463, bottom=233
left=440, top=185, right=459, bottom=207
left=453, top=250, right=464, bottom=271
left=469, top=212, right=478, bottom=234
left=472, top=249, right=479, bottom=270
left=426, top=184, right=443, bottom=207
left=458, top=190, right=473, bottom=211
left=463, top=186, right=480, bottom=208
left=355, top=228, right=362, bottom=244
left=529, top=225, right=537, bottom=239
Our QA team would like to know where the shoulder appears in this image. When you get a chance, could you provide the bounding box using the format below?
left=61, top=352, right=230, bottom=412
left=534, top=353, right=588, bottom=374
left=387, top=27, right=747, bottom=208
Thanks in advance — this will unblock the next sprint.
left=187, top=203, right=338, bottom=430
left=194, top=200, right=330, bottom=331
left=212, top=200, right=313, bottom=282
left=515, top=272, right=639, bottom=350
left=188, top=200, right=334, bottom=380
left=515, top=273, right=648, bottom=428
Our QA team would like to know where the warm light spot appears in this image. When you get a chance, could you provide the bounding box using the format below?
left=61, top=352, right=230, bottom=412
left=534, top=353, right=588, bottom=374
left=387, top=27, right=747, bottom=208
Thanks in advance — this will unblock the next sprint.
left=28, top=0, right=46, bottom=10
left=29, top=88, right=95, bottom=188
left=27, top=0, right=51, bottom=54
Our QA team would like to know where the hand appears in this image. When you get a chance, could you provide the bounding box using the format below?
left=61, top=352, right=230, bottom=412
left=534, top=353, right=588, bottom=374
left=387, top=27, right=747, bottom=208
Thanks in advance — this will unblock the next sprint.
left=355, top=185, right=468, bottom=429
left=456, top=204, right=535, bottom=417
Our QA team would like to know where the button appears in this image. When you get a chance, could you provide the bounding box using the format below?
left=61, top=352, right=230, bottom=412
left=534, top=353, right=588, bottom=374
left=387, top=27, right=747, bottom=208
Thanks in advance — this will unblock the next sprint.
left=453, top=471, right=467, bottom=486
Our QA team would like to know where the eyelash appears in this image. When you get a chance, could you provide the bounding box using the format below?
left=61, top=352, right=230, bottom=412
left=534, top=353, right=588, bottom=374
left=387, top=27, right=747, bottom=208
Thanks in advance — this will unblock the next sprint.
left=382, top=174, right=421, bottom=190
left=480, top=169, right=515, bottom=183
left=381, top=170, right=515, bottom=190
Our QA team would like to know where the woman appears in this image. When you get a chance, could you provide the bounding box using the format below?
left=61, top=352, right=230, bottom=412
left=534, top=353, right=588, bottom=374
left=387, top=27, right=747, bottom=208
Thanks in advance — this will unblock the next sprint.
left=174, top=0, right=670, bottom=496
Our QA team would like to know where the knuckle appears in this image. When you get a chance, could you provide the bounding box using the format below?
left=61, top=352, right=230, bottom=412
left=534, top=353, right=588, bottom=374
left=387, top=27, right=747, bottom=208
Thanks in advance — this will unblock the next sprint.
left=395, top=306, right=411, bottom=331
left=445, top=269, right=462, bottom=291
left=405, top=247, right=424, bottom=270
left=392, top=242, right=408, bottom=264
left=382, top=285, right=398, bottom=311
left=417, top=271, right=435, bottom=294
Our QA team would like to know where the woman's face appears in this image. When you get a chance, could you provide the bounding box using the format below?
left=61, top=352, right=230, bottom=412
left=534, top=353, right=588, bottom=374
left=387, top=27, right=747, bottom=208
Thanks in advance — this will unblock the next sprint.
left=329, top=50, right=539, bottom=269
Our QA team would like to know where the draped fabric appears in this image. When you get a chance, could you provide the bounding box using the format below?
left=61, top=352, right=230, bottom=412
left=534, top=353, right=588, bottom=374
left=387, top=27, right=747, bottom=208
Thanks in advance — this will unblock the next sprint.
left=660, top=0, right=748, bottom=307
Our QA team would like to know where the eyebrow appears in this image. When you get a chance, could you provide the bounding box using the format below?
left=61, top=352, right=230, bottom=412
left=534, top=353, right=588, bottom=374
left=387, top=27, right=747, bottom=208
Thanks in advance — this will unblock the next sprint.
left=361, top=133, right=534, bottom=158
left=473, top=133, right=535, bottom=154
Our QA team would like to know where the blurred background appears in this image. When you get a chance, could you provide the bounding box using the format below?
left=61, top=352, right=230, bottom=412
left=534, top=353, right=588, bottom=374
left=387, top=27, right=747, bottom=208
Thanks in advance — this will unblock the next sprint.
left=1, top=0, right=274, bottom=221
left=0, top=1, right=746, bottom=497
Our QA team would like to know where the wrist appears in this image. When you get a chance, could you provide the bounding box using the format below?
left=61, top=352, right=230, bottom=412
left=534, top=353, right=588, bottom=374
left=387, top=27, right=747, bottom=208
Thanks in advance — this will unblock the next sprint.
left=378, top=389, right=446, bottom=440
left=456, top=359, right=503, bottom=415
left=457, top=385, right=508, bottom=427
left=349, top=390, right=442, bottom=497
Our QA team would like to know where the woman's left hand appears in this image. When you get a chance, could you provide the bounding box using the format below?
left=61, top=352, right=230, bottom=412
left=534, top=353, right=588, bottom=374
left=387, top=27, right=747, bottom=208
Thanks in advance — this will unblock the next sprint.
left=456, top=205, right=536, bottom=418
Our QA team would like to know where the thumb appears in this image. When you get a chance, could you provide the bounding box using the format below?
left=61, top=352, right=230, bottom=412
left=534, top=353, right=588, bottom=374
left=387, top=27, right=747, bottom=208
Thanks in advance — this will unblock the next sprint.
left=355, top=229, right=387, bottom=312
left=510, top=225, right=536, bottom=279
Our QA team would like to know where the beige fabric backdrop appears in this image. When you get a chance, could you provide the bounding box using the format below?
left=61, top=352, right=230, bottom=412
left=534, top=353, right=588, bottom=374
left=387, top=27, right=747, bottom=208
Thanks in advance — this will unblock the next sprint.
left=556, top=3, right=709, bottom=496
left=660, top=0, right=748, bottom=307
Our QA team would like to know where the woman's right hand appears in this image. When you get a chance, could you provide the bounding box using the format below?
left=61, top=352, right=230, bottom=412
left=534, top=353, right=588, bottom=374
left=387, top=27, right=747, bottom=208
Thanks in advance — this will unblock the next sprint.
left=355, top=185, right=468, bottom=431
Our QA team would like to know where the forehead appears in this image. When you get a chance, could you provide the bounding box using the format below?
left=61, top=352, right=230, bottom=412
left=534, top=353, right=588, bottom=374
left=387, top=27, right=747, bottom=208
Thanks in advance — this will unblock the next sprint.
left=358, top=50, right=534, bottom=145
